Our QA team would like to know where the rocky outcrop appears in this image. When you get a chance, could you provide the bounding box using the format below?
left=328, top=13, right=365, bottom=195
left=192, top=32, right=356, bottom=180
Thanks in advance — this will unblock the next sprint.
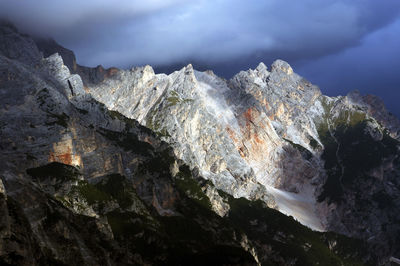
left=0, top=24, right=260, bottom=264
left=0, top=21, right=42, bottom=65
left=86, top=63, right=272, bottom=207
left=84, top=59, right=324, bottom=231
left=35, top=37, right=120, bottom=86
left=312, top=93, right=400, bottom=258
left=82, top=41, right=400, bottom=259
left=0, top=21, right=398, bottom=264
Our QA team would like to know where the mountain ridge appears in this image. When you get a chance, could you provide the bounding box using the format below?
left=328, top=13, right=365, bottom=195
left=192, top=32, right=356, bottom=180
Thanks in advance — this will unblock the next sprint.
left=76, top=38, right=400, bottom=258
left=0, top=21, right=399, bottom=264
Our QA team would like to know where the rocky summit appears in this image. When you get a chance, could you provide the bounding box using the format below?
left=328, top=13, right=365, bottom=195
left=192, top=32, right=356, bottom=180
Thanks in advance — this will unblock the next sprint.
left=1, top=21, right=399, bottom=265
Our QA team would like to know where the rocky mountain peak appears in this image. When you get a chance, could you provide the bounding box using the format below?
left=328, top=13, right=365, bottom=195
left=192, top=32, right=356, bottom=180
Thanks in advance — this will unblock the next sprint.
left=255, top=61, right=267, bottom=71
left=271, top=59, right=294, bottom=75
left=362, top=94, right=400, bottom=137
left=185, top=63, right=194, bottom=70
left=1, top=22, right=399, bottom=264
left=183, top=63, right=196, bottom=79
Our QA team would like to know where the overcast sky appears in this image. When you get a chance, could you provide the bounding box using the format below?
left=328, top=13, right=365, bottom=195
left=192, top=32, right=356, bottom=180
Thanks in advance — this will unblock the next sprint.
left=1, top=0, right=399, bottom=116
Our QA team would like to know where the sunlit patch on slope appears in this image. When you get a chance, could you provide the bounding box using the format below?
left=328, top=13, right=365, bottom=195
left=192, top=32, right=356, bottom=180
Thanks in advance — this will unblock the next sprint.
left=194, top=70, right=325, bottom=232
left=194, top=70, right=240, bottom=132
left=265, top=185, right=325, bottom=232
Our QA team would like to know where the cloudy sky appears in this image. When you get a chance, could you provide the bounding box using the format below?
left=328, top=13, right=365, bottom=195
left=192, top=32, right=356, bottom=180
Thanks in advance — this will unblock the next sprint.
left=1, top=0, right=400, bottom=116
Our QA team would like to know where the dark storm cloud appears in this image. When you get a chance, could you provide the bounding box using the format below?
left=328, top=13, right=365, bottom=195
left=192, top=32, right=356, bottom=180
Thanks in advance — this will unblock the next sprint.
left=1, top=0, right=400, bottom=115
left=1, top=0, right=399, bottom=68
left=295, top=17, right=400, bottom=117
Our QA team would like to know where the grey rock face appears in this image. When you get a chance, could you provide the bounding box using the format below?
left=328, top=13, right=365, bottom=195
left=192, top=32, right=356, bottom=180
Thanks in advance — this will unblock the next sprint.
left=0, top=21, right=399, bottom=263
left=85, top=52, right=400, bottom=257
left=0, top=21, right=42, bottom=65
left=35, top=37, right=77, bottom=73
left=87, top=59, right=327, bottom=230
left=88, top=64, right=270, bottom=204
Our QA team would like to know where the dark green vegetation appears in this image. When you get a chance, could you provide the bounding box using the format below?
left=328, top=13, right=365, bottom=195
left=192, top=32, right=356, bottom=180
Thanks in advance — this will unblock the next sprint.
left=0, top=195, right=74, bottom=266
left=315, top=106, right=400, bottom=259
left=8, top=86, right=379, bottom=265
left=316, top=103, right=400, bottom=203
left=145, top=108, right=171, bottom=138
left=308, top=136, right=320, bottom=150
left=36, top=88, right=70, bottom=127
left=284, top=138, right=313, bottom=160
left=27, top=162, right=80, bottom=181
left=218, top=191, right=373, bottom=266
left=335, top=122, right=398, bottom=185
left=1, top=21, right=386, bottom=265
left=21, top=98, right=378, bottom=264
left=166, top=90, right=181, bottom=107
left=174, top=164, right=213, bottom=210
left=165, top=91, right=193, bottom=108
left=45, top=112, right=69, bottom=127
left=24, top=162, right=257, bottom=265
left=100, top=128, right=153, bottom=156
left=22, top=159, right=374, bottom=265
left=27, top=162, right=80, bottom=189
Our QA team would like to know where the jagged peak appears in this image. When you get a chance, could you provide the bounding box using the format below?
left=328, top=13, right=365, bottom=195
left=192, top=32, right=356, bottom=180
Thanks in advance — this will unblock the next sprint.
left=42, top=52, right=71, bottom=77
left=173, top=63, right=194, bottom=75
left=256, top=62, right=268, bottom=72
left=271, top=59, right=293, bottom=75
left=184, top=63, right=195, bottom=75
left=176, top=63, right=196, bottom=81
left=129, top=65, right=155, bottom=79
left=142, top=64, right=155, bottom=76
left=45, top=52, right=64, bottom=64
left=231, top=62, right=270, bottom=82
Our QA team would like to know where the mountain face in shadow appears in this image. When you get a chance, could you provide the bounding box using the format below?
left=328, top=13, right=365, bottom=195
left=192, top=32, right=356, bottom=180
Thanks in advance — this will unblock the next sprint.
left=0, top=21, right=399, bottom=265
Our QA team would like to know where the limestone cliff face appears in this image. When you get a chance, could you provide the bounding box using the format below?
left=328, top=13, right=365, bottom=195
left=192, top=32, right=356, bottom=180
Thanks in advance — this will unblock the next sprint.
left=0, top=21, right=398, bottom=264
left=0, top=23, right=260, bottom=265
left=85, top=44, right=400, bottom=258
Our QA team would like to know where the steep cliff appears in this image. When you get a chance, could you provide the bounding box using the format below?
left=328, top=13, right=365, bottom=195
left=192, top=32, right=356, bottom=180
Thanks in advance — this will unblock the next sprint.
left=83, top=38, right=400, bottom=259
left=0, top=21, right=398, bottom=265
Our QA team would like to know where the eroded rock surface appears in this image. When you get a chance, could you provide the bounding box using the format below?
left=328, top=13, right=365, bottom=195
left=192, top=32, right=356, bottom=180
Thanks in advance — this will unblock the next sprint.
left=0, top=21, right=398, bottom=264
left=84, top=40, right=400, bottom=259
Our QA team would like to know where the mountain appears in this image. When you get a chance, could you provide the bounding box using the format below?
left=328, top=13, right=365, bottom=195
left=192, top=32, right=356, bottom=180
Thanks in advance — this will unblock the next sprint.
left=83, top=39, right=400, bottom=258
left=0, top=21, right=399, bottom=265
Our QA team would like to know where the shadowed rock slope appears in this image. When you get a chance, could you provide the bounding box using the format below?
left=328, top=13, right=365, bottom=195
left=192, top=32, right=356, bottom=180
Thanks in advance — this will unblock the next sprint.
left=76, top=38, right=400, bottom=260
left=0, top=21, right=397, bottom=265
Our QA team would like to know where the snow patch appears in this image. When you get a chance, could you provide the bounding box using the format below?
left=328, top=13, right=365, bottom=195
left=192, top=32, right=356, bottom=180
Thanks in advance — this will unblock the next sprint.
left=265, top=185, right=325, bottom=232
